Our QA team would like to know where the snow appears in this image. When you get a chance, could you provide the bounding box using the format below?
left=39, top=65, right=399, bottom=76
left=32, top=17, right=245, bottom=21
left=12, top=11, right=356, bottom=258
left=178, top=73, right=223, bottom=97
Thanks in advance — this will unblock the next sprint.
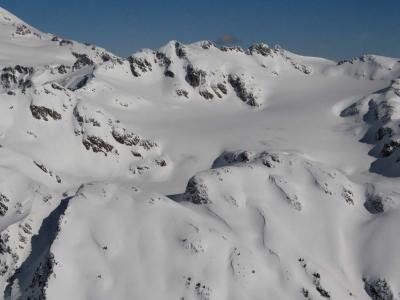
left=0, top=6, right=399, bottom=300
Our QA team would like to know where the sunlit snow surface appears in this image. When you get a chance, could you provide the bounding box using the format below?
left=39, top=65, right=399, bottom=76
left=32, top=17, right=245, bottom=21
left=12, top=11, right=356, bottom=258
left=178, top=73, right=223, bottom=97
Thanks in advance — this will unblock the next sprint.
left=0, top=6, right=400, bottom=300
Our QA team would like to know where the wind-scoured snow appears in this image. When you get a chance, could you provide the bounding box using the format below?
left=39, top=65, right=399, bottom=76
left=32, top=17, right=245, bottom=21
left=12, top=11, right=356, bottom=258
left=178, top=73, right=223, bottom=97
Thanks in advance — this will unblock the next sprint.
left=0, top=6, right=400, bottom=300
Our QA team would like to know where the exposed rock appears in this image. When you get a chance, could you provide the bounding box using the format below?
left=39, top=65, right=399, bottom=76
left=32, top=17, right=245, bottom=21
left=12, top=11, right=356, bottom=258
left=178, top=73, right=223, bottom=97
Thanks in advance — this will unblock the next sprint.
left=370, top=100, right=393, bottom=123
left=0, top=194, right=10, bottom=216
left=57, top=65, right=68, bottom=74
left=53, top=36, right=74, bottom=46
left=381, top=140, right=400, bottom=157
left=376, top=127, right=393, bottom=141
left=15, top=24, right=40, bottom=38
left=51, top=82, right=63, bottom=91
left=199, top=89, right=214, bottom=100
left=301, top=288, right=310, bottom=299
left=131, top=151, right=142, bottom=158
left=341, top=79, right=400, bottom=176
left=340, top=102, right=359, bottom=117
left=34, top=161, right=49, bottom=173
left=112, top=128, right=141, bottom=146
left=185, top=64, right=207, bottom=88
left=175, top=42, right=186, bottom=58
left=0, top=65, right=33, bottom=91
left=72, top=52, right=94, bottom=70
left=249, top=43, right=273, bottom=56
left=249, top=44, right=312, bottom=74
left=338, top=55, right=387, bottom=67
left=312, top=273, right=331, bottom=299
left=112, top=126, right=157, bottom=151
left=15, top=24, right=32, bottom=35
left=200, top=41, right=214, bottom=49
left=59, top=39, right=73, bottom=46
left=364, top=194, right=385, bottom=214
left=363, top=186, right=393, bottom=214
left=185, top=176, right=210, bottom=204
left=216, top=83, right=227, bottom=94
left=219, top=46, right=244, bottom=53
left=364, top=278, right=393, bottom=300
left=341, top=188, right=355, bottom=205
left=138, top=139, right=157, bottom=151
left=72, top=106, right=84, bottom=126
left=101, top=53, right=112, bottom=62
left=164, top=70, right=175, bottom=78
left=211, top=83, right=228, bottom=98
left=176, top=89, right=189, bottom=98
left=128, top=56, right=152, bottom=77
left=292, top=62, right=312, bottom=75
left=155, top=159, right=167, bottom=167
left=211, top=87, right=222, bottom=98
left=82, top=135, right=114, bottom=156
left=28, top=253, right=56, bottom=299
left=155, top=51, right=171, bottom=68
left=228, top=74, right=259, bottom=106
left=212, top=150, right=258, bottom=167
left=30, top=104, right=62, bottom=121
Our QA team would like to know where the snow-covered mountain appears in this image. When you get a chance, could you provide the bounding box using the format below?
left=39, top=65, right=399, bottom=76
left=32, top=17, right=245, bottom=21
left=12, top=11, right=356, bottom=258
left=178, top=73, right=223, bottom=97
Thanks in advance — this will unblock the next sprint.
left=0, top=6, right=400, bottom=300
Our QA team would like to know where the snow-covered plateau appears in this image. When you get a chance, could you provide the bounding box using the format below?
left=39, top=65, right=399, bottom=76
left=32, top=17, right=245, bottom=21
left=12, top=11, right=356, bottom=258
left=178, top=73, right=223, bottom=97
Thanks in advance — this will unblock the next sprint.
left=0, top=6, right=400, bottom=300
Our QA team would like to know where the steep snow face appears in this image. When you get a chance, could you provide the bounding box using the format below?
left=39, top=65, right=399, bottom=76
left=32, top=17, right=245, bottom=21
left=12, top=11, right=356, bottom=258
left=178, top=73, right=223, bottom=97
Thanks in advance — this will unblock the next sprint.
left=341, top=78, right=400, bottom=177
left=11, top=150, right=398, bottom=300
left=0, top=6, right=400, bottom=300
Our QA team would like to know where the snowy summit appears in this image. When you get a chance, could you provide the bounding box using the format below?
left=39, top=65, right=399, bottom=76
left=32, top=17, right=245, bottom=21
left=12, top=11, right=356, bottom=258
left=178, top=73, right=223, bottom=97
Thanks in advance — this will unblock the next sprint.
left=0, top=5, right=399, bottom=300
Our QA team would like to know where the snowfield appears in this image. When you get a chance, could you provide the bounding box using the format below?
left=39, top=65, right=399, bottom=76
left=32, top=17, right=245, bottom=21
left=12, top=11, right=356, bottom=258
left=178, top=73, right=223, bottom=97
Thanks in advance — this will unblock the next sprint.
left=0, top=6, right=400, bottom=300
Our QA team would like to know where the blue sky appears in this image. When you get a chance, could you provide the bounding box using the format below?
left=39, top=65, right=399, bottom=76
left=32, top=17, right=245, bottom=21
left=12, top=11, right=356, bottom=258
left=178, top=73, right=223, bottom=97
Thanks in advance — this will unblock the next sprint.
left=1, top=0, right=399, bottom=60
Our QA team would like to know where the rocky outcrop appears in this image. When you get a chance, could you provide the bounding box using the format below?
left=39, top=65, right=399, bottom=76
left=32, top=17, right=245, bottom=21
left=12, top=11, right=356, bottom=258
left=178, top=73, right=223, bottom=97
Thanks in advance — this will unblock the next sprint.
left=164, top=70, right=175, bottom=78
left=199, top=89, right=214, bottom=100
left=72, top=52, right=94, bottom=70
left=155, top=51, right=171, bottom=68
left=112, top=127, right=156, bottom=150
left=30, top=105, right=62, bottom=121
left=73, top=103, right=158, bottom=157
left=228, top=74, right=259, bottom=106
left=364, top=278, right=393, bottom=300
left=0, top=65, right=33, bottom=91
left=14, top=24, right=40, bottom=38
left=174, top=42, right=186, bottom=58
left=82, top=135, right=114, bottom=156
left=34, top=161, right=62, bottom=183
left=111, top=128, right=141, bottom=146
left=312, top=273, right=331, bottom=298
left=128, top=56, right=152, bottom=77
left=219, top=46, right=245, bottom=53
left=249, top=43, right=312, bottom=74
left=248, top=43, right=273, bottom=56
left=0, top=194, right=10, bottom=216
left=381, top=140, right=400, bottom=157
left=200, top=41, right=214, bottom=50
left=176, top=89, right=189, bottom=98
left=185, top=176, right=210, bottom=204
left=185, top=64, right=206, bottom=88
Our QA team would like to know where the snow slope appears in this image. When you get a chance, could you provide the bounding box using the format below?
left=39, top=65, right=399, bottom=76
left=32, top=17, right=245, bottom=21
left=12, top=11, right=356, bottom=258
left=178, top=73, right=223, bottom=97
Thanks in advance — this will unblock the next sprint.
left=0, top=6, right=400, bottom=300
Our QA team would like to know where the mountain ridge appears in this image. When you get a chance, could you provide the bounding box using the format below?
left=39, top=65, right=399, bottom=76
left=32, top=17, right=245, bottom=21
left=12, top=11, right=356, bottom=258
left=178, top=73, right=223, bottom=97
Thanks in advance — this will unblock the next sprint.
left=0, top=6, right=399, bottom=300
